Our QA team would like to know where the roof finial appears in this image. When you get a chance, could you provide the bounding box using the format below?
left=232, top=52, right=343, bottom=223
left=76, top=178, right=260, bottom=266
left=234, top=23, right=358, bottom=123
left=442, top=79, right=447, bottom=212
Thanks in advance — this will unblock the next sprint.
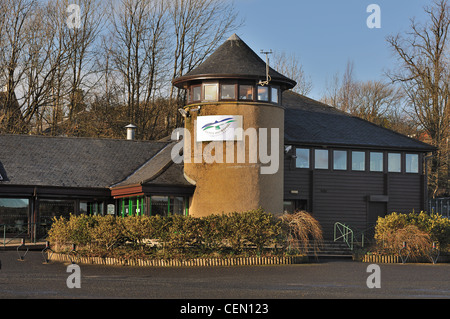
left=227, top=33, right=241, bottom=41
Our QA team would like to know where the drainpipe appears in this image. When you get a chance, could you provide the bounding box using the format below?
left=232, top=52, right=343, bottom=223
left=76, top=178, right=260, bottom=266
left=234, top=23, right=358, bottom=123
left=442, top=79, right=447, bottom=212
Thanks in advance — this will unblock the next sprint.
left=424, top=153, right=434, bottom=213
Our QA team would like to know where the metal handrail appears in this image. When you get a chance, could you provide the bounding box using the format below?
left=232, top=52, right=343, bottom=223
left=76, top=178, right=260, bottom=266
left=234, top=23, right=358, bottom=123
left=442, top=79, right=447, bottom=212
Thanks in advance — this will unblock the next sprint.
left=1, top=222, right=50, bottom=247
left=334, top=222, right=377, bottom=251
left=334, top=222, right=354, bottom=250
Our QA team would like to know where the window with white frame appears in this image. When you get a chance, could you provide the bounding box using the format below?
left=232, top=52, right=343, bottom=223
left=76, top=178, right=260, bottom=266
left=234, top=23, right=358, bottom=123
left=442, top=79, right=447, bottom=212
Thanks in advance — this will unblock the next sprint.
left=203, top=84, right=218, bottom=101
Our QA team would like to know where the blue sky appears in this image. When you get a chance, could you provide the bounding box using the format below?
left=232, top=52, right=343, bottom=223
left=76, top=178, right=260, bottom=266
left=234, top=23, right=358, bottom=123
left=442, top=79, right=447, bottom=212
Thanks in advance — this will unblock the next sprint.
left=233, top=0, right=431, bottom=100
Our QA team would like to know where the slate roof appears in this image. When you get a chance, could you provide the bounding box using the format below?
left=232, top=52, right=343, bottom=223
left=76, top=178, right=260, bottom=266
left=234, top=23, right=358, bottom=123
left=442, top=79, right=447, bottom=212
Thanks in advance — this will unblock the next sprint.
left=173, top=34, right=297, bottom=90
left=282, top=90, right=435, bottom=151
left=0, top=135, right=172, bottom=188
left=111, top=142, right=193, bottom=189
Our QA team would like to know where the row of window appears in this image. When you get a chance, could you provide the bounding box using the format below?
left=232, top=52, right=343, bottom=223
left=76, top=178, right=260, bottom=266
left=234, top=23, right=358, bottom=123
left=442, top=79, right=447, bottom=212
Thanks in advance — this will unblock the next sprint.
left=118, top=196, right=188, bottom=217
left=188, top=82, right=280, bottom=104
left=295, top=148, right=419, bottom=173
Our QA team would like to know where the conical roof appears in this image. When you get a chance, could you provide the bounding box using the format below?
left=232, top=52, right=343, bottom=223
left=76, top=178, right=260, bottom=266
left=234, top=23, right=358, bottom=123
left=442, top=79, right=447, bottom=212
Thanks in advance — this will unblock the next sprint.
left=172, top=34, right=296, bottom=90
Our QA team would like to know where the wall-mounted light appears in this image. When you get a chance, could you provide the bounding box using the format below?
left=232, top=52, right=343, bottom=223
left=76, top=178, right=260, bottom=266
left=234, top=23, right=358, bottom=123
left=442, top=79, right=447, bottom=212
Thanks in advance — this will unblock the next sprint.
left=178, top=108, right=189, bottom=118
left=191, top=105, right=201, bottom=113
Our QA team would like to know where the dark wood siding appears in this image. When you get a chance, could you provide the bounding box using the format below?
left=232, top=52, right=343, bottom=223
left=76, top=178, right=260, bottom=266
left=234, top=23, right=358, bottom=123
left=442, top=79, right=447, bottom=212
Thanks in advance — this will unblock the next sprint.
left=283, top=150, right=427, bottom=239
left=313, top=171, right=384, bottom=237
left=387, top=174, right=424, bottom=214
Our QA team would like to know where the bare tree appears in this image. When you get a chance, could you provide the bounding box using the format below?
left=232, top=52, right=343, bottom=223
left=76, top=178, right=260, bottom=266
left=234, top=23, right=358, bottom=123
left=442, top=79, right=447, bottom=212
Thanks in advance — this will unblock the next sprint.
left=167, top=0, right=241, bottom=132
left=272, top=51, right=312, bottom=96
left=320, top=61, right=406, bottom=129
left=65, top=0, right=106, bottom=124
left=0, top=0, right=37, bottom=133
left=108, top=0, right=168, bottom=138
left=387, top=0, right=450, bottom=197
left=351, top=80, right=404, bottom=126
left=321, top=60, right=358, bottom=113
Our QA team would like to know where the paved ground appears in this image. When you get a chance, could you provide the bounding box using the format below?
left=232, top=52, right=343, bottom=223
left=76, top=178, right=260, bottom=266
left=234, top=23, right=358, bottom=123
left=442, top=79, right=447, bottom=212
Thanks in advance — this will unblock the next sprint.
left=0, top=250, right=449, bottom=301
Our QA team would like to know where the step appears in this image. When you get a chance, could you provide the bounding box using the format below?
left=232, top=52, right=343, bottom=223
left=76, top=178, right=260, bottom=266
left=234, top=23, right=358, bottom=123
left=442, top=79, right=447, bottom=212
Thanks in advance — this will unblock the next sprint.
left=304, top=240, right=354, bottom=258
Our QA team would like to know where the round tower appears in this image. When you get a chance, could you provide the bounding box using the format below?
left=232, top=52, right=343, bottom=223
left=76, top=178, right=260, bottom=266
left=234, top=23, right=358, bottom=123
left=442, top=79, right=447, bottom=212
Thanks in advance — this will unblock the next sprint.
left=172, top=34, right=296, bottom=217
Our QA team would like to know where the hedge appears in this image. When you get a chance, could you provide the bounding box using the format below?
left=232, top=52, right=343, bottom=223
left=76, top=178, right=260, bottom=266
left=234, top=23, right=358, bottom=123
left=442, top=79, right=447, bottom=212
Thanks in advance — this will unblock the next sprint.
left=46, top=209, right=322, bottom=260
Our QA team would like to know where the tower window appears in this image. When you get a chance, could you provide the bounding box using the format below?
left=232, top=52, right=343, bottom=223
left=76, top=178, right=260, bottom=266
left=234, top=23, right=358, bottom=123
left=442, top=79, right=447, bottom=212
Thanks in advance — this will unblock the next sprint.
left=220, top=84, right=236, bottom=100
left=239, top=85, right=253, bottom=100
left=203, top=84, right=218, bottom=101
left=271, top=87, right=279, bottom=103
left=192, top=86, right=201, bottom=102
left=257, top=86, right=269, bottom=101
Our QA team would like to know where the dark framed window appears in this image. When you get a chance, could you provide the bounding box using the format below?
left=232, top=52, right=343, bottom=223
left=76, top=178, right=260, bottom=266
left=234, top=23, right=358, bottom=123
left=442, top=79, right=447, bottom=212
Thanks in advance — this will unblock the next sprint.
left=295, top=148, right=310, bottom=168
left=333, top=150, right=347, bottom=170
left=189, top=82, right=281, bottom=104
left=192, top=85, right=201, bottom=102
left=239, top=85, right=253, bottom=100
left=406, top=154, right=419, bottom=173
left=388, top=153, right=401, bottom=173
left=0, top=198, right=29, bottom=229
left=257, top=86, right=269, bottom=101
left=172, top=197, right=185, bottom=215
left=148, top=196, right=188, bottom=217
left=352, top=151, right=365, bottom=171
left=271, top=86, right=279, bottom=104
left=315, top=149, right=329, bottom=169
left=220, top=84, right=236, bottom=100
left=370, top=152, right=383, bottom=172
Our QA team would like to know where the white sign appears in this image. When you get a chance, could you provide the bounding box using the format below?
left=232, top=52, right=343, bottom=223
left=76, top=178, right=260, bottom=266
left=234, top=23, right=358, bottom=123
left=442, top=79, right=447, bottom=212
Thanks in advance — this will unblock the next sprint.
left=196, top=115, right=243, bottom=142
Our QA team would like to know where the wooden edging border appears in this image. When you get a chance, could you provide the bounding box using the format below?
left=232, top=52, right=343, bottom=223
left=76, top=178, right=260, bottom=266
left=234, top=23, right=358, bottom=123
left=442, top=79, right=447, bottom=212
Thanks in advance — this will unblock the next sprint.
left=48, top=252, right=308, bottom=267
left=362, top=254, right=450, bottom=264
left=362, top=255, right=400, bottom=263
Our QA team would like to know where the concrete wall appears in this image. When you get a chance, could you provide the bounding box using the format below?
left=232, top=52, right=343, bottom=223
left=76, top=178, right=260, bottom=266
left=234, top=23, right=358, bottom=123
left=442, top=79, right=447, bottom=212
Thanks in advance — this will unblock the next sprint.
left=183, top=102, right=284, bottom=217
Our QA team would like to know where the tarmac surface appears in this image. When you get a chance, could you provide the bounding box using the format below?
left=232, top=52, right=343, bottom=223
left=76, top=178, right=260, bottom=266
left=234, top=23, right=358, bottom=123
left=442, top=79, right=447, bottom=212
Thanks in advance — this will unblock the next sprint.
left=0, top=250, right=449, bottom=301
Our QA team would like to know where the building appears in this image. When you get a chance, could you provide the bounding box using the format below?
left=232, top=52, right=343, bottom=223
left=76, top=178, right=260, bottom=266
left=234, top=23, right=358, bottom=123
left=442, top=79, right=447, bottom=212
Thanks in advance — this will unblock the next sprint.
left=0, top=34, right=435, bottom=240
left=282, top=91, right=435, bottom=236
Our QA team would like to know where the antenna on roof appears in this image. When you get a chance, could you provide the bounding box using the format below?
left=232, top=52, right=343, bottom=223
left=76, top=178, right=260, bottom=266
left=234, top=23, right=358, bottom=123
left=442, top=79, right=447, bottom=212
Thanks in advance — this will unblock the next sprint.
left=259, top=49, right=272, bottom=86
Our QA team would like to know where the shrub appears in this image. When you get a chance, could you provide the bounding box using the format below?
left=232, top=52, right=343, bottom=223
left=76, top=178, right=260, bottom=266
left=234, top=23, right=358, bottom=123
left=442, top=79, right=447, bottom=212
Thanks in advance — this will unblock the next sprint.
left=240, top=209, right=283, bottom=255
left=47, top=215, right=70, bottom=249
left=198, top=214, right=228, bottom=252
left=379, top=225, right=433, bottom=260
left=166, top=215, right=202, bottom=254
left=122, top=216, right=152, bottom=248
left=46, top=209, right=322, bottom=259
left=66, top=214, right=94, bottom=247
left=375, top=211, right=450, bottom=250
left=225, top=212, right=249, bottom=253
left=280, top=211, right=323, bottom=254
left=89, top=215, right=125, bottom=251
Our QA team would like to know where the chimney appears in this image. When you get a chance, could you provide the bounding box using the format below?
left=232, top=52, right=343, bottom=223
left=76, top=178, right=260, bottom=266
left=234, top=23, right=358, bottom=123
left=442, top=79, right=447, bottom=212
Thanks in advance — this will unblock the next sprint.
left=125, top=124, right=137, bottom=140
